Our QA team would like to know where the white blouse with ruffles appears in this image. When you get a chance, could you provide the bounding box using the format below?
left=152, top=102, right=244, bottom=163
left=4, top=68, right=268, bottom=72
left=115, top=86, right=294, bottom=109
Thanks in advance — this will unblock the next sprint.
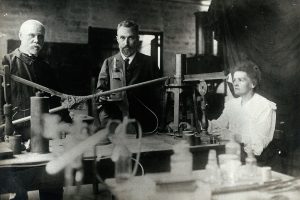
left=210, top=93, right=277, bottom=155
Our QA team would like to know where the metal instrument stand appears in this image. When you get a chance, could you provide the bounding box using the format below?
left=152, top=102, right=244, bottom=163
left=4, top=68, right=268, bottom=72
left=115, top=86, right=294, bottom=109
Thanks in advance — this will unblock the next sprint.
left=2, top=65, right=14, bottom=137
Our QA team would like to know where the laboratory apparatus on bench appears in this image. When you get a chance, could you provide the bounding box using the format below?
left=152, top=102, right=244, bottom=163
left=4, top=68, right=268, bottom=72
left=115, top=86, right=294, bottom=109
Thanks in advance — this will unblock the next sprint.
left=161, top=53, right=226, bottom=145
left=111, top=117, right=142, bottom=183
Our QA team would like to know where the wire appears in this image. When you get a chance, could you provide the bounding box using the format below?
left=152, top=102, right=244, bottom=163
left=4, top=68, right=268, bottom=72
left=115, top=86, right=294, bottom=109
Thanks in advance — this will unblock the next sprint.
left=131, top=157, right=144, bottom=176
left=134, top=96, right=159, bottom=135
left=92, top=144, right=111, bottom=183
left=92, top=122, right=143, bottom=182
left=92, top=154, right=145, bottom=183
left=130, top=120, right=142, bottom=177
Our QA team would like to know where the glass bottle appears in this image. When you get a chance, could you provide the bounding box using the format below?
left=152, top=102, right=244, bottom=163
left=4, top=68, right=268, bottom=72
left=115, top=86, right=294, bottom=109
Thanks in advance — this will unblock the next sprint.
left=113, top=144, right=132, bottom=183
left=205, top=149, right=221, bottom=185
left=225, top=134, right=241, bottom=160
left=170, top=141, right=193, bottom=176
left=245, top=150, right=258, bottom=180
left=111, top=121, right=132, bottom=184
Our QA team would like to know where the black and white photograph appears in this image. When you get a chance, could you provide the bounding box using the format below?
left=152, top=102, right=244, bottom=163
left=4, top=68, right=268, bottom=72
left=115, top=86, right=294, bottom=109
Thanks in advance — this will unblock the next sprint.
left=0, top=0, right=300, bottom=199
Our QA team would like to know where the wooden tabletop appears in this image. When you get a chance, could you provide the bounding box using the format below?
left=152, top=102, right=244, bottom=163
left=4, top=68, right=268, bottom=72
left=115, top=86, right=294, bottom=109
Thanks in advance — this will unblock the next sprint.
left=105, top=170, right=298, bottom=200
left=0, top=134, right=224, bottom=167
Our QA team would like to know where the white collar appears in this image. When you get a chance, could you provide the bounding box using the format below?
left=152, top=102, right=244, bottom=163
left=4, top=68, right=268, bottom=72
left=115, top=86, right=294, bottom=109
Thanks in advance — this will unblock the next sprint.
left=239, top=93, right=257, bottom=107
left=121, top=52, right=136, bottom=64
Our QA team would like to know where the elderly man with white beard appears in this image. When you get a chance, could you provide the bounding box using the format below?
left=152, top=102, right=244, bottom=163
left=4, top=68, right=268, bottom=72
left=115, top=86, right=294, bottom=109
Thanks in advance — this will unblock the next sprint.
left=1, top=19, right=63, bottom=200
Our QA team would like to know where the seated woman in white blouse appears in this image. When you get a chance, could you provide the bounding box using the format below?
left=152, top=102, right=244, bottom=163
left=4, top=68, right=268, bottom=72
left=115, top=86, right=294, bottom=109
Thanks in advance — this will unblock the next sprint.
left=209, top=60, right=277, bottom=156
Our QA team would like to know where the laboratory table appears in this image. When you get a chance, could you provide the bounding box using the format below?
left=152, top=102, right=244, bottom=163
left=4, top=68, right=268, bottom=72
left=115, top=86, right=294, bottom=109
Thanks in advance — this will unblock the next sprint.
left=0, top=134, right=225, bottom=194
left=105, top=170, right=299, bottom=200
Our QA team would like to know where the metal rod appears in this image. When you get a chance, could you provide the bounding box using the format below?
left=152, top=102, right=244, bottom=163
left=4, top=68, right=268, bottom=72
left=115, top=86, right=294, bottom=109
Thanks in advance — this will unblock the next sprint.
left=0, top=76, right=169, bottom=126
left=0, top=70, right=66, bottom=99
left=0, top=105, right=66, bottom=129
left=73, top=76, right=169, bottom=101
left=0, top=70, right=170, bottom=101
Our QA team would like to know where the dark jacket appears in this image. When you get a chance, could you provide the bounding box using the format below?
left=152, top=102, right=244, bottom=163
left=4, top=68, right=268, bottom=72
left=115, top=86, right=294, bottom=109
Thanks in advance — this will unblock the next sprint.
left=1, top=49, right=59, bottom=136
left=96, top=52, right=161, bottom=131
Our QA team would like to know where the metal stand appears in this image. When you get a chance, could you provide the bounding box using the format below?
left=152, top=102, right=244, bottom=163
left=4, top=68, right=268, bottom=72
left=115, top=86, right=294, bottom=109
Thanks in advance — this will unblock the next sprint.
left=161, top=53, right=227, bottom=139
left=3, top=65, right=14, bottom=137
left=161, top=54, right=203, bottom=136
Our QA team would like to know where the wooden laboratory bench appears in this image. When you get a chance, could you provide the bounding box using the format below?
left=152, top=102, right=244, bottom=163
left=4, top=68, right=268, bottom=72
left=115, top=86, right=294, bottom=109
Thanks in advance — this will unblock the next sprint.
left=0, top=134, right=224, bottom=194
left=105, top=169, right=299, bottom=200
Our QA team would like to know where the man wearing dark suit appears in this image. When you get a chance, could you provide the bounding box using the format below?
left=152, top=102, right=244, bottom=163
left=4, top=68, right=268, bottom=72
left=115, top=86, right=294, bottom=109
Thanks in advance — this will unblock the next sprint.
left=96, top=20, right=161, bottom=132
left=1, top=19, right=63, bottom=200
left=1, top=20, right=60, bottom=142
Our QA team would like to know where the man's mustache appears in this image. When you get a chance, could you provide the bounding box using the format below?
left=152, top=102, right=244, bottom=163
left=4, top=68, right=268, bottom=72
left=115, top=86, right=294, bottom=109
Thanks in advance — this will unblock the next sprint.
left=31, top=43, right=42, bottom=48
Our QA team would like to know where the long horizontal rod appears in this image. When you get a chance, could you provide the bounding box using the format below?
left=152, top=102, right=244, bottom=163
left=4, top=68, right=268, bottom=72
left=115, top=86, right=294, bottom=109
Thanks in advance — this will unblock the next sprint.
left=77, top=76, right=169, bottom=100
left=0, top=69, right=170, bottom=126
left=0, top=70, right=169, bottom=103
left=0, top=70, right=66, bottom=98
left=0, top=106, right=66, bottom=128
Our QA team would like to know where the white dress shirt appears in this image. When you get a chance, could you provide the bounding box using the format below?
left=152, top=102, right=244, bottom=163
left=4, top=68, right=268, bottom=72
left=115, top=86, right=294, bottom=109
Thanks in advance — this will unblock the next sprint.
left=210, top=93, right=277, bottom=155
left=121, top=52, right=136, bottom=64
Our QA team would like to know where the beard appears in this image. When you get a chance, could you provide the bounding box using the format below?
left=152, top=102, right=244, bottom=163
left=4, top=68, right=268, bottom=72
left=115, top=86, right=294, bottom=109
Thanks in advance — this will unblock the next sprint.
left=29, top=44, right=42, bottom=56
left=121, top=46, right=136, bottom=57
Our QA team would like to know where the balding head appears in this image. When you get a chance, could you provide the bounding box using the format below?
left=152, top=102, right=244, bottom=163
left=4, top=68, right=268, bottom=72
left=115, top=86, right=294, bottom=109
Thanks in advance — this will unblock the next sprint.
left=19, top=19, right=45, bottom=56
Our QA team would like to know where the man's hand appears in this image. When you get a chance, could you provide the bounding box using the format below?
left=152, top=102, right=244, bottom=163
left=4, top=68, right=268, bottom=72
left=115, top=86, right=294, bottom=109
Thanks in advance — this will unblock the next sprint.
left=61, top=96, right=78, bottom=109
left=99, top=95, right=109, bottom=102
left=211, top=127, right=232, bottom=140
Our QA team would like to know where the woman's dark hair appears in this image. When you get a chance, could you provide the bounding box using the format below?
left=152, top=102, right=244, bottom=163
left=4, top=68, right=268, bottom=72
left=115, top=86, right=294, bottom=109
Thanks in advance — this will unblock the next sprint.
left=233, top=60, right=261, bottom=89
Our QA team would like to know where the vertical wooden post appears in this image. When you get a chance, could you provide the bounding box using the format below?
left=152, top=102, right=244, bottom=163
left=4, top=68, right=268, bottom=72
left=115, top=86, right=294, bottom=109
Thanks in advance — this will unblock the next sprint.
left=3, top=65, right=14, bottom=136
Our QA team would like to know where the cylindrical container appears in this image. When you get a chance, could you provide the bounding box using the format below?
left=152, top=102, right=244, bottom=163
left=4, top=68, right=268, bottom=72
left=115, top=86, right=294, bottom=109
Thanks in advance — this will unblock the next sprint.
left=194, top=134, right=201, bottom=146
left=175, top=54, right=186, bottom=85
left=114, top=144, right=132, bottom=183
left=205, top=149, right=221, bottom=185
left=200, top=134, right=210, bottom=145
left=220, top=159, right=241, bottom=185
left=175, top=54, right=182, bottom=76
left=244, top=152, right=258, bottom=179
left=183, top=131, right=195, bottom=146
left=170, top=141, right=193, bottom=175
left=30, top=96, right=49, bottom=153
left=225, top=136, right=241, bottom=161
left=218, top=154, right=239, bottom=165
left=9, top=135, right=22, bottom=154
left=261, top=166, right=272, bottom=182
